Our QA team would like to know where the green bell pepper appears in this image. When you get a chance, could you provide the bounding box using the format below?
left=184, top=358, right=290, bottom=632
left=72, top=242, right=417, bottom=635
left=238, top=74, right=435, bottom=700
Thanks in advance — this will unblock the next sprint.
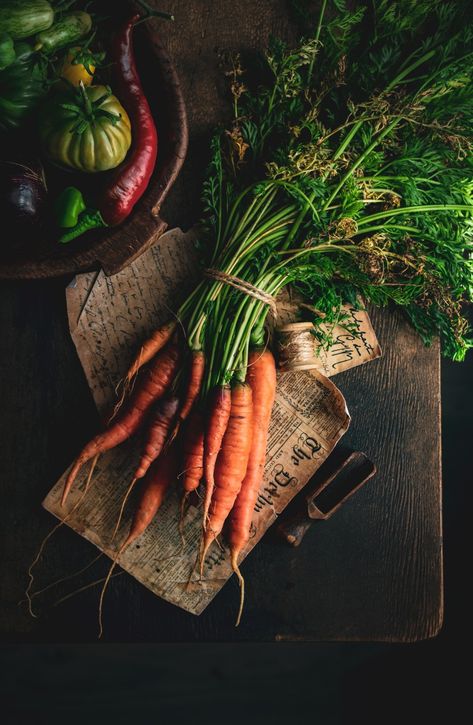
left=53, top=186, right=107, bottom=243
left=54, top=186, right=86, bottom=229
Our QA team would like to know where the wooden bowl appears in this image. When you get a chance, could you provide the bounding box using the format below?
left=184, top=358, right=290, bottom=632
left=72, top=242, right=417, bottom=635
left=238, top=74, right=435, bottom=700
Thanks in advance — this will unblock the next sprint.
left=0, top=3, right=188, bottom=280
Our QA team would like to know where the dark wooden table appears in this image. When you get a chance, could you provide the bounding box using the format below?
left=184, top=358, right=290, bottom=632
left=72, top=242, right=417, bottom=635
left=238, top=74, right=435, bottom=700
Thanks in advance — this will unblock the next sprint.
left=0, top=0, right=442, bottom=643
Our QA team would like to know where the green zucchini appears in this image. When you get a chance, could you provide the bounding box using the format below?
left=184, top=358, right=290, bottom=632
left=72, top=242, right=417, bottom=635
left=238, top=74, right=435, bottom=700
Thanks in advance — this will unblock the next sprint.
left=0, top=0, right=54, bottom=40
left=34, top=11, right=92, bottom=54
left=0, top=33, right=15, bottom=71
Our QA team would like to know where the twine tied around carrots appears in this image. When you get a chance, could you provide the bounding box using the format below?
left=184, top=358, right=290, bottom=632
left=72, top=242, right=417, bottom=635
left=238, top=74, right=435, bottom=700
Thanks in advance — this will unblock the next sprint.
left=204, top=268, right=278, bottom=316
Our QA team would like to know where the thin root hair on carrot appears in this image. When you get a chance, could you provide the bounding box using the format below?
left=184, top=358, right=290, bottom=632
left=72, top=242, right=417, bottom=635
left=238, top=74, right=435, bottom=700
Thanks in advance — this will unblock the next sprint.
left=19, top=552, right=104, bottom=605
left=162, top=303, right=187, bottom=342
left=107, top=382, right=129, bottom=424
left=186, top=539, right=204, bottom=590
left=25, top=455, right=99, bottom=618
left=178, top=492, right=190, bottom=547
left=98, top=541, right=127, bottom=639
left=111, top=477, right=138, bottom=541
left=25, top=521, right=64, bottom=619
left=54, top=571, right=124, bottom=608
left=111, top=338, right=151, bottom=421
left=231, top=550, right=245, bottom=627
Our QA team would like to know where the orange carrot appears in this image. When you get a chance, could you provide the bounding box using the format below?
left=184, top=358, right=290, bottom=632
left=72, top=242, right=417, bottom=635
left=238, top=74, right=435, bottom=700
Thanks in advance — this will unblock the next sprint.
left=181, top=408, right=204, bottom=495
left=178, top=351, right=205, bottom=424
left=202, top=385, right=232, bottom=526
left=201, top=383, right=253, bottom=569
left=134, top=396, right=180, bottom=479
left=98, top=446, right=177, bottom=637
left=124, top=320, right=176, bottom=386
left=228, top=349, right=276, bottom=625
left=125, top=446, right=177, bottom=548
left=168, top=350, right=205, bottom=445
left=62, top=341, right=180, bottom=505
left=178, top=408, right=204, bottom=536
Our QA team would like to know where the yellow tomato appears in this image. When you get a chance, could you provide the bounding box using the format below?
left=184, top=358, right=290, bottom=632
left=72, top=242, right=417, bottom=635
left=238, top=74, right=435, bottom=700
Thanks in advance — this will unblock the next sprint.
left=60, top=47, right=95, bottom=87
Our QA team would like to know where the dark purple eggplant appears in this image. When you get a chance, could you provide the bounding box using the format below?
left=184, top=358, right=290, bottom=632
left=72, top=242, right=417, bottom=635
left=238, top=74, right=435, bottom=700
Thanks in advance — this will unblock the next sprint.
left=0, top=159, right=47, bottom=245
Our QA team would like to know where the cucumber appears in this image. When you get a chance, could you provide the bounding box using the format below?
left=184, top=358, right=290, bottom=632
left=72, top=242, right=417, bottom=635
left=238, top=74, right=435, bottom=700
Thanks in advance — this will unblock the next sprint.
left=0, top=0, right=54, bottom=40
left=34, top=11, right=92, bottom=54
left=0, top=33, right=15, bottom=71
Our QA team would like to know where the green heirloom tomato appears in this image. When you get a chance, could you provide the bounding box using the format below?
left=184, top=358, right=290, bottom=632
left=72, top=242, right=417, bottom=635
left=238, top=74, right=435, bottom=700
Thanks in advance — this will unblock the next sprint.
left=39, top=83, right=132, bottom=173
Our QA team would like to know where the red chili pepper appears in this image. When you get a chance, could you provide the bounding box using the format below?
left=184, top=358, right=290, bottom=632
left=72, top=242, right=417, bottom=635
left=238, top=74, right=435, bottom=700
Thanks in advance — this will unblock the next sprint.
left=99, top=12, right=157, bottom=226
left=60, top=6, right=172, bottom=243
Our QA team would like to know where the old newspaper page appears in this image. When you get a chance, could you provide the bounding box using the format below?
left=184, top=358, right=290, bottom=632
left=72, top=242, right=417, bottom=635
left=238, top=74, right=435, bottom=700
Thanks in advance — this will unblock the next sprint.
left=43, top=228, right=378, bottom=615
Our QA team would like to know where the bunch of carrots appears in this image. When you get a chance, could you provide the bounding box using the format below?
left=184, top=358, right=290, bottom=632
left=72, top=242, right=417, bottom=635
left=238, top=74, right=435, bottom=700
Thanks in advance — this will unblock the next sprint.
left=62, top=314, right=277, bottom=625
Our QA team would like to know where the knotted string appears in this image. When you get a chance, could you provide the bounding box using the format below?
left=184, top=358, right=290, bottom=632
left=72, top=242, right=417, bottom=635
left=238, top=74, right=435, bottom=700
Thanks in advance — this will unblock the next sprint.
left=204, top=268, right=278, bottom=316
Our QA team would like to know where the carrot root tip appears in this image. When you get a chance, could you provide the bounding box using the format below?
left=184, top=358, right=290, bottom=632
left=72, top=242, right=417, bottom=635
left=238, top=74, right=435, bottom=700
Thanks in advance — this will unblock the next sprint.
left=61, top=452, right=98, bottom=506
left=199, top=537, right=212, bottom=579
left=98, top=539, right=129, bottom=639
left=231, top=550, right=245, bottom=627
left=26, top=461, right=101, bottom=619
left=179, top=492, right=190, bottom=546
left=111, top=477, right=137, bottom=542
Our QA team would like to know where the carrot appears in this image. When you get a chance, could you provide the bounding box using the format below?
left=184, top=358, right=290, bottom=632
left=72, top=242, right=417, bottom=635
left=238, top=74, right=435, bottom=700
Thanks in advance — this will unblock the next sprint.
left=181, top=408, right=204, bottom=495
left=98, top=446, right=177, bottom=638
left=125, top=446, right=177, bottom=548
left=178, top=408, right=205, bottom=536
left=124, top=320, right=176, bottom=386
left=62, top=341, right=180, bottom=505
left=134, top=395, right=180, bottom=479
left=201, top=383, right=253, bottom=571
left=177, top=350, right=205, bottom=425
left=228, top=349, right=276, bottom=625
left=202, top=385, right=232, bottom=526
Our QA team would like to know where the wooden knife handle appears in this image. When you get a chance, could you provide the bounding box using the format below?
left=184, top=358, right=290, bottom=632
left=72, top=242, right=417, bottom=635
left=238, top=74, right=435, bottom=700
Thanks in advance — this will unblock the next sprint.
left=277, top=451, right=376, bottom=547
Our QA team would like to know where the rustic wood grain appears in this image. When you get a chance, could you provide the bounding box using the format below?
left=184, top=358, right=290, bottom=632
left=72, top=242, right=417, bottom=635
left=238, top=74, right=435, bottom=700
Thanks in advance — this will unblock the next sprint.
left=0, top=0, right=442, bottom=642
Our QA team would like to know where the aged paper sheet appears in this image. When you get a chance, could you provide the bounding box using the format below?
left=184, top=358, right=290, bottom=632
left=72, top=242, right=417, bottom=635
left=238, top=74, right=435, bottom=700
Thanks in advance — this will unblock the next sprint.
left=44, top=228, right=376, bottom=615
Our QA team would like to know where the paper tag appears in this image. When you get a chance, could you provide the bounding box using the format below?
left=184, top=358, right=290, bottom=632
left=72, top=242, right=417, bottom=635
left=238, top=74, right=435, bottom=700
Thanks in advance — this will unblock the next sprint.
left=276, top=289, right=381, bottom=377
